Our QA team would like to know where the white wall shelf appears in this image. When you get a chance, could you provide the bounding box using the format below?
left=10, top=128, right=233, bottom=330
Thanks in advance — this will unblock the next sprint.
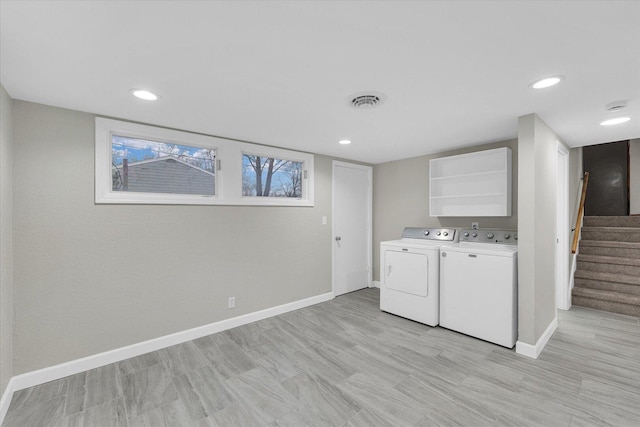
left=429, top=170, right=504, bottom=181
left=430, top=192, right=506, bottom=199
left=429, top=147, right=512, bottom=217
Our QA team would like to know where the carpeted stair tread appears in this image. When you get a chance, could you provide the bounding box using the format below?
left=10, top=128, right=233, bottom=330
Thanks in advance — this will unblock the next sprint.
left=574, top=277, right=640, bottom=296
left=571, top=295, right=640, bottom=317
left=577, top=254, right=640, bottom=267
left=582, top=226, right=640, bottom=233
left=578, top=240, right=640, bottom=258
left=581, top=228, right=640, bottom=243
left=573, top=269, right=640, bottom=286
left=572, top=287, right=640, bottom=305
left=583, top=216, right=640, bottom=228
left=579, top=240, right=640, bottom=249
left=575, top=217, right=640, bottom=316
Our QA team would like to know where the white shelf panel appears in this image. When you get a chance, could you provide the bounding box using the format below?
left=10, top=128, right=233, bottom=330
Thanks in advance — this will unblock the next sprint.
left=430, top=171, right=507, bottom=198
left=429, top=169, right=504, bottom=181
left=430, top=194, right=509, bottom=217
left=429, top=147, right=512, bottom=217
left=430, top=149, right=508, bottom=177
left=430, top=192, right=506, bottom=200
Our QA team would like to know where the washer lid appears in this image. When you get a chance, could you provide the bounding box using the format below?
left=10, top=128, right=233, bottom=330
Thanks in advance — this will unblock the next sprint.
left=441, top=243, right=518, bottom=257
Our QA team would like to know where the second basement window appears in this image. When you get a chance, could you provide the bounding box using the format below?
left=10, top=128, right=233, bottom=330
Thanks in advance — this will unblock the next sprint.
left=242, top=154, right=304, bottom=198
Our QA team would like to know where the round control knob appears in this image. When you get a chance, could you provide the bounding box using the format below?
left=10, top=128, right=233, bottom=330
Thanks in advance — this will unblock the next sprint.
left=443, top=231, right=449, bottom=236
left=472, top=232, right=477, bottom=238
left=514, top=234, right=518, bottom=240
left=436, top=231, right=441, bottom=236
left=504, top=233, right=511, bottom=239
left=463, top=232, right=470, bottom=237
left=486, top=233, right=495, bottom=239
left=423, top=230, right=430, bottom=236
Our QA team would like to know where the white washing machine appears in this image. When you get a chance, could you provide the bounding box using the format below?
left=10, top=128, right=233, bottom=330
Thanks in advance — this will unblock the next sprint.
left=439, top=229, right=518, bottom=348
left=380, top=227, right=456, bottom=326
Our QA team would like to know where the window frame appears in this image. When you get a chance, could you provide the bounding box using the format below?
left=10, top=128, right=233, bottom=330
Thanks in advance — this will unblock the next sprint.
left=110, top=133, right=218, bottom=198
left=241, top=149, right=308, bottom=201
left=95, top=118, right=314, bottom=206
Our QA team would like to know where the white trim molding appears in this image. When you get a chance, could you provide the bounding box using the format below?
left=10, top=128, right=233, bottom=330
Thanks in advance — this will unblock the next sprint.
left=556, top=141, right=571, bottom=311
left=0, top=291, right=334, bottom=425
left=515, top=316, right=558, bottom=359
left=0, top=377, right=17, bottom=425
left=371, top=280, right=381, bottom=288
left=569, top=250, right=578, bottom=307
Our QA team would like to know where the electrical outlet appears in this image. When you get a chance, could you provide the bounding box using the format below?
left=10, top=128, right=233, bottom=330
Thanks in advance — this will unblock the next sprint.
left=472, top=222, right=479, bottom=230
left=322, top=216, right=327, bottom=225
left=228, top=297, right=236, bottom=309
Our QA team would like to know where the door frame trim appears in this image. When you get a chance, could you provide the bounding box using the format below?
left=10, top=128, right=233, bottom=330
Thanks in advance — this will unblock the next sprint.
left=556, top=142, right=570, bottom=310
left=332, top=161, right=373, bottom=295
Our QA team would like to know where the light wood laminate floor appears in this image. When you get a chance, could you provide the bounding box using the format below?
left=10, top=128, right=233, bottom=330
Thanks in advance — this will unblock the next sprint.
left=3, top=288, right=640, bottom=426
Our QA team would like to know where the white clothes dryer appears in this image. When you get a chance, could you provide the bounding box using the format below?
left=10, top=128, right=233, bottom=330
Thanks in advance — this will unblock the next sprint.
left=380, top=227, right=456, bottom=326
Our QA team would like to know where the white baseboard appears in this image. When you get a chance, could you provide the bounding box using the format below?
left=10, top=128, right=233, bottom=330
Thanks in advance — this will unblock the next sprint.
left=0, top=291, right=334, bottom=425
left=371, top=280, right=380, bottom=288
left=515, top=316, right=558, bottom=359
left=0, top=377, right=17, bottom=425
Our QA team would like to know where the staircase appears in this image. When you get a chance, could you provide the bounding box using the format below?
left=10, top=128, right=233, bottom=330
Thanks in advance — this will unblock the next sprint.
left=572, top=216, right=640, bottom=317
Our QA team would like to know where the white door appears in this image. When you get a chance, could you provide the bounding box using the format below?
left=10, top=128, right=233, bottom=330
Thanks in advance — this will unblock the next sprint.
left=333, top=161, right=372, bottom=296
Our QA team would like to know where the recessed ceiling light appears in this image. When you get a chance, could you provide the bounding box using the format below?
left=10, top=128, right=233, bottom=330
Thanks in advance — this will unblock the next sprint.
left=600, top=117, right=630, bottom=126
left=530, top=75, right=565, bottom=89
left=339, top=139, right=352, bottom=145
left=131, top=89, right=159, bottom=101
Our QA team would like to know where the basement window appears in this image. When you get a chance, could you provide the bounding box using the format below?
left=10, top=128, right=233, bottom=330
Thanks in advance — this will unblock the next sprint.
left=242, top=154, right=305, bottom=199
left=95, top=118, right=314, bottom=206
left=112, top=135, right=216, bottom=196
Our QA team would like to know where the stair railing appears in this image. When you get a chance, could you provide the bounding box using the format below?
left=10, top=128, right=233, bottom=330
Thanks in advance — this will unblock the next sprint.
left=571, top=171, right=589, bottom=254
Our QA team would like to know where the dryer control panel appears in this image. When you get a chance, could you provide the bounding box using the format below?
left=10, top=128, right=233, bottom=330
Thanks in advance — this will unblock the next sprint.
left=459, top=229, right=517, bottom=244
left=401, top=227, right=456, bottom=241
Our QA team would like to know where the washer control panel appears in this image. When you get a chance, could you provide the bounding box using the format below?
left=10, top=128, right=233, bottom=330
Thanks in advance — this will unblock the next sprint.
left=459, top=229, right=517, bottom=244
left=402, top=227, right=456, bottom=241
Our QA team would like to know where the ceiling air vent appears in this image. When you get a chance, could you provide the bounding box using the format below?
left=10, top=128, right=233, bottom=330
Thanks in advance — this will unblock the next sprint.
left=606, top=100, right=627, bottom=112
left=349, top=92, right=386, bottom=109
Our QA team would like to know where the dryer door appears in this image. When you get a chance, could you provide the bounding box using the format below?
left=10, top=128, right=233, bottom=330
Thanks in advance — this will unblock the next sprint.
left=384, top=250, right=429, bottom=296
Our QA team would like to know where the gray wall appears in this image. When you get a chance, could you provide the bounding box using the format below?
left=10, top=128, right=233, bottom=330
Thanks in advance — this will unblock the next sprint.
left=12, top=101, right=334, bottom=374
left=517, top=114, right=562, bottom=346
left=631, top=139, right=640, bottom=215
left=569, top=147, right=583, bottom=222
left=0, top=85, right=13, bottom=392
left=372, top=138, right=518, bottom=281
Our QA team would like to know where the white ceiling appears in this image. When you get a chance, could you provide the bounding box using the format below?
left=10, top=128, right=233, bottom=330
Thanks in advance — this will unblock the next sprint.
left=1, top=1, right=639, bottom=164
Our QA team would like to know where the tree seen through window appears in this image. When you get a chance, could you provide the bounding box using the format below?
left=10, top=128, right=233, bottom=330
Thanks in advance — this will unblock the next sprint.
left=242, top=155, right=302, bottom=198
